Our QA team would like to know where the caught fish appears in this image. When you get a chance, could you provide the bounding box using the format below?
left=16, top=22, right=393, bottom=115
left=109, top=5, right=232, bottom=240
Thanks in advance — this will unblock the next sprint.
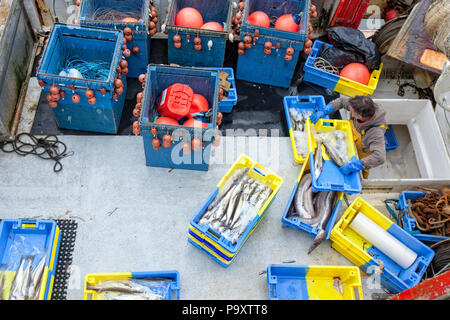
left=297, top=191, right=328, bottom=226
left=87, top=280, right=148, bottom=294
left=27, top=255, right=46, bottom=300
left=314, top=142, right=323, bottom=180
left=303, top=185, right=315, bottom=219
left=307, top=191, right=337, bottom=254
left=291, top=173, right=314, bottom=218
left=323, top=140, right=348, bottom=167
left=225, top=178, right=247, bottom=226
left=102, top=291, right=163, bottom=300
left=21, top=257, right=33, bottom=299
left=10, top=257, right=28, bottom=300
left=0, top=265, right=5, bottom=300
left=333, top=277, right=344, bottom=295
left=207, top=167, right=249, bottom=211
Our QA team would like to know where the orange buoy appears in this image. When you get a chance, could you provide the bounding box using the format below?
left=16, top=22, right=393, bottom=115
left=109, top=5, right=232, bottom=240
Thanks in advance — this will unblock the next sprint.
left=173, top=34, right=181, bottom=43
left=88, top=96, right=97, bottom=105
left=132, top=108, right=140, bottom=117
left=163, top=134, right=173, bottom=148
left=182, top=141, right=191, bottom=154
left=275, top=14, right=300, bottom=32
left=115, top=86, right=124, bottom=95
left=264, top=41, right=272, bottom=49
left=216, top=112, right=223, bottom=126
left=49, top=85, right=59, bottom=95
left=264, top=47, right=272, bottom=55
left=51, top=93, right=61, bottom=101
left=132, top=46, right=140, bottom=54
left=175, top=42, right=182, bottom=49
left=152, top=137, right=161, bottom=150
left=201, top=22, right=224, bottom=31
left=114, top=79, right=123, bottom=88
left=248, top=11, right=270, bottom=28
left=151, top=127, right=158, bottom=136
left=137, top=92, right=143, bottom=102
left=303, top=47, right=312, bottom=54
left=156, top=117, right=179, bottom=126
left=123, top=49, right=131, bottom=57
left=85, top=89, right=94, bottom=99
left=135, top=103, right=142, bottom=110
left=122, top=17, right=140, bottom=23
left=121, top=67, right=129, bottom=75
left=124, top=27, right=132, bottom=36
left=183, top=118, right=207, bottom=128
left=190, top=94, right=209, bottom=114
left=72, top=94, right=80, bottom=103
left=238, top=49, right=245, bottom=55
left=285, top=54, right=293, bottom=61
left=340, top=63, right=370, bottom=85
left=125, top=34, right=133, bottom=42
left=194, top=44, right=202, bottom=51
left=192, top=138, right=202, bottom=151
left=60, top=91, right=66, bottom=99
left=286, top=47, right=294, bottom=55
left=138, top=74, right=146, bottom=83
left=212, top=134, right=221, bottom=147
left=175, top=7, right=203, bottom=28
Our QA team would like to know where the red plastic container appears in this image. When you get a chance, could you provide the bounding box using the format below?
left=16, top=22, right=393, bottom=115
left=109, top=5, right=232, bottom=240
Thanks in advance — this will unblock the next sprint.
left=329, top=0, right=370, bottom=29
left=157, top=83, right=194, bottom=120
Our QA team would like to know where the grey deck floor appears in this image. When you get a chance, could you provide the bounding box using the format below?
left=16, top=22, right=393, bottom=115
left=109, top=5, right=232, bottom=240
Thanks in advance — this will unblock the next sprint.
left=0, top=135, right=392, bottom=300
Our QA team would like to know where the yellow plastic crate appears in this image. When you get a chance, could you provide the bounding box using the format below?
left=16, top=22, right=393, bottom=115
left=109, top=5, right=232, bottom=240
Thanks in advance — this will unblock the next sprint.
left=189, top=154, right=284, bottom=266
left=334, top=63, right=383, bottom=97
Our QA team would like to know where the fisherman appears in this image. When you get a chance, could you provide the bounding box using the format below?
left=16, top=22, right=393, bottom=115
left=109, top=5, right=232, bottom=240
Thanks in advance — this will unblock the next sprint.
left=310, top=96, right=387, bottom=179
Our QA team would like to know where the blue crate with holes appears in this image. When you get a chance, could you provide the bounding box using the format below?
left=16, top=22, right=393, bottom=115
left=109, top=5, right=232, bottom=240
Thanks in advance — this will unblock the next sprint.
left=166, top=0, right=233, bottom=67
left=204, top=67, right=237, bottom=113
left=36, top=24, right=127, bottom=134
left=79, top=0, right=153, bottom=78
left=385, top=125, right=398, bottom=151
left=138, top=64, right=220, bottom=171
left=0, top=219, right=61, bottom=300
left=397, top=191, right=449, bottom=243
left=235, top=0, right=310, bottom=88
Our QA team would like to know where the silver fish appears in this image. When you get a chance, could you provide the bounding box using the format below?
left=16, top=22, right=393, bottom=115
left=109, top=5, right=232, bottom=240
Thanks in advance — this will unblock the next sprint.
left=314, top=142, right=323, bottom=180
left=21, top=257, right=33, bottom=299
left=333, top=277, right=344, bottom=295
left=102, top=292, right=163, bottom=300
left=27, top=255, right=46, bottom=300
left=207, top=167, right=249, bottom=211
left=292, top=173, right=314, bottom=219
left=225, top=178, right=248, bottom=225
left=303, top=185, right=316, bottom=219
left=87, top=280, right=147, bottom=294
left=207, top=184, right=237, bottom=224
left=229, top=190, right=245, bottom=227
left=307, top=191, right=337, bottom=254
left=10, top=257, right=28, bottom=300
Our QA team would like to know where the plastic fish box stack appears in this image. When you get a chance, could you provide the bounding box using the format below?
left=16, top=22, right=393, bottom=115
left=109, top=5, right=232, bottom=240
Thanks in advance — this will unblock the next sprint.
left=235, top=0, right=310, bottom=88
left=283, top=95, right=329, bottom=164
left=0, top=219, right=61, bottom=300
left=36, top=24, right=127, bottom=134
left=166, top=0, right=233, bottom=67
left=397, top=191, right=449, bottom=243
left=281, top=154, right=344, bottom=243
left=83, top=270, right=180, bottom=300
left=205, top=67, right=238, bottom=113
left=306, top=118, right=361, bottom=194
left=79, top=0, right=156, bottom=78
left=330, top=197, right=435, bottom=294
left=188, top=154, right=283, bottom=268
left=303, top=40, right=383, bottom=97
left=138, top=65, right=220, bottom=171
left=267, top=264, right=363, bottom=300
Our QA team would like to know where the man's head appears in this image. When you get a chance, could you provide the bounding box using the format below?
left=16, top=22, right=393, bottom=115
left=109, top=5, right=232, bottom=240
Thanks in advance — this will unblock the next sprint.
left=348, top=96, right=376, bottom=121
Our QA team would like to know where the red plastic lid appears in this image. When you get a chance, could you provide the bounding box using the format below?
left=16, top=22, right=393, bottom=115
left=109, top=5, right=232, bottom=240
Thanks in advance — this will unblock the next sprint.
left=157, top=83, right=194, bottom=119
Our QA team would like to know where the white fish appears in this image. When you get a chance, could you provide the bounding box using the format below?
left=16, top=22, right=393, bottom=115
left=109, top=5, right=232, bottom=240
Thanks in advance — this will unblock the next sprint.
left=314, top=142, right=323, bottom=180
left=27, top=255, right=46, bottom=300
left=21, top=258, right=33, bottom=299
left=10, top=257, right=28, bottom=300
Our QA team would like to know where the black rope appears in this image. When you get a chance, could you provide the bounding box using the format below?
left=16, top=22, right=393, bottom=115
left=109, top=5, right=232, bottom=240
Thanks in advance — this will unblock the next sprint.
left=1, top=133, right=73, bottom=173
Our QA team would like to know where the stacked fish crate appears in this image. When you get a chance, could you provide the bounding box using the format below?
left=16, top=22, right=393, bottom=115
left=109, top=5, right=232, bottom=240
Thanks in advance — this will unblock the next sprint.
left=188, top=155, right=283, bottom=267
left=0, top=219, right=61, bottom=300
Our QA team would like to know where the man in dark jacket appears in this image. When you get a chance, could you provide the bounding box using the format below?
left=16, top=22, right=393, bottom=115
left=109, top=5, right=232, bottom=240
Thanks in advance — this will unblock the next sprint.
left=310, top=96, right=387, bottom=178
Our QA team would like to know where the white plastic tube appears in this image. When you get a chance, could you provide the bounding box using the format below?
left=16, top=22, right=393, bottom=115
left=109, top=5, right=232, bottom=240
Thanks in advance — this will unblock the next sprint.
left=349, top=212, right=418, bottom=270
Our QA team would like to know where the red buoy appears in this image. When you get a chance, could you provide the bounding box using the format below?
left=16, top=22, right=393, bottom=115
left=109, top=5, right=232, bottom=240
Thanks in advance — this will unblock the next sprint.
left=157, top=83, right=194, bottom=120
left=340, top=63, right=371, bottom=85
left=190, top=94, right=209, bottom=114
left=175, top=7, right=203, bottom=28
left=248, top=11, right=270, bottom=28
left=275, top=14, right=299, bottom=32
left=201, top=22, right=224, bottom=31
left=156, top=116, right=180, bottom=126
left=183, top=118, right=207, bottom=128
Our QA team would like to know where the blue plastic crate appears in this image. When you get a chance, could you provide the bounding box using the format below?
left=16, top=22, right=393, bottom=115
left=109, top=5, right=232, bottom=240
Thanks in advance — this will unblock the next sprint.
left=397, top=191, right=449, bottom=243
left=166, top=0, right=233, bottom=67
left=235, top=0, right=310, bottom=88
left=130, top=271, right=180, bottom=299
left=281, top=164, right=344, bottom=242
left=36, top=24, right=127, bottom=134
left=0, top=219, right=61, bottom=300
left=385, top=125, right=398, bottom=151
left=303, top=40, right=339, bottom=91
left=79, top=0, right=152, bottom=78
left=139, top=64, right=220, bottom=171
left=204, top=67, right=237, bottom=113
